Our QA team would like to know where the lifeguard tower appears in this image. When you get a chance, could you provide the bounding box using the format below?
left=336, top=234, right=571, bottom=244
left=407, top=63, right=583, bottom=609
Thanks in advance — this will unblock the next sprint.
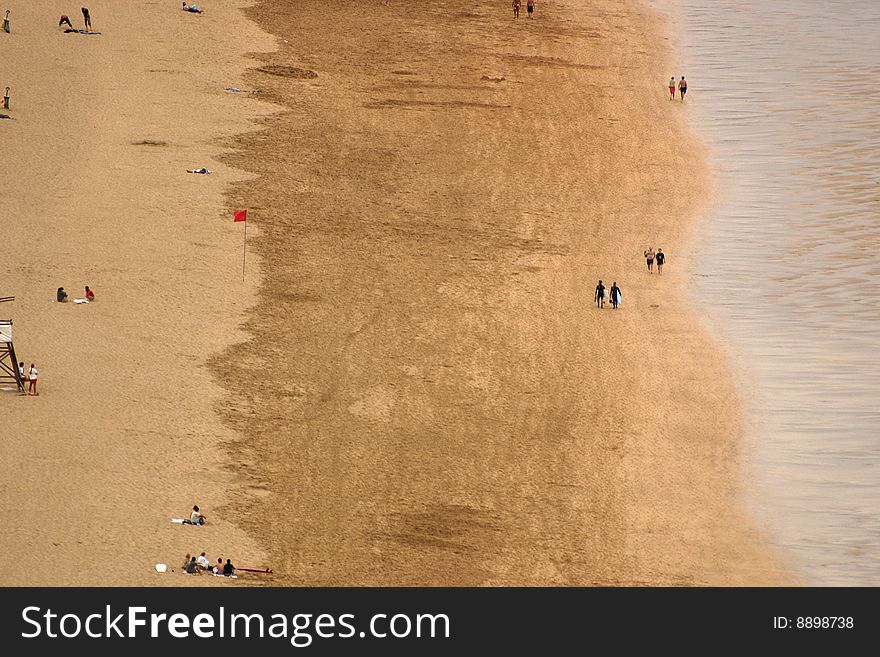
left=0, top=296, right=24, bottom=393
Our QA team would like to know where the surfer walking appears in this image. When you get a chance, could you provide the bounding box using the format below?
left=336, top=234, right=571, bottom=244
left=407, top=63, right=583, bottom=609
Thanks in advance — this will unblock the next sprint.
left=594, top=280, right=606, bottom=308
left=610, top=282, right=621, bottom=309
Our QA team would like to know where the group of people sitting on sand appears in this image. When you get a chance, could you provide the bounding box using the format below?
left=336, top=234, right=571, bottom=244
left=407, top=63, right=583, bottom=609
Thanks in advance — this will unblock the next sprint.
left=178, top=504, right=236, bottom=576
left=56, top=286, right=95, bottom=303
left=183, top=551, right=236, bottom=576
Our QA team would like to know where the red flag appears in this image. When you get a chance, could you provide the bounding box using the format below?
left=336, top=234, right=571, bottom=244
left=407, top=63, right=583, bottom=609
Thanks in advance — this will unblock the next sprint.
left=233, top=209, right=247, bottom=222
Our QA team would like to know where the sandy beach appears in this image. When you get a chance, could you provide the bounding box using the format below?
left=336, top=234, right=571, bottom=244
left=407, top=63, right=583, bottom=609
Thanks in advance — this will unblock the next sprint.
left=215, top=0, right=794, bottom=585
left=0, top=1, right=275, bottom=584
left=1, top=0, right=793, bottom=586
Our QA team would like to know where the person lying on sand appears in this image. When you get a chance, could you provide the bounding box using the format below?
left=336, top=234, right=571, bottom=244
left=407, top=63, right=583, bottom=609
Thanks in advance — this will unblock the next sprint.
left=182, top=2, right=204, bottom=13
left=187, top=167, right=211, bottom=174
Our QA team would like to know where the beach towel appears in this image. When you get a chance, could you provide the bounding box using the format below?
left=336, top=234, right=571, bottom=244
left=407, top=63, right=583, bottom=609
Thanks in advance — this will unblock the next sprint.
left=64, top=29, right=101, bottom=34
left=212, top=573, right=238, bottom=579
left=171, top=518, right=186, bottom=524
left=73, top=298, right=89, bottom=304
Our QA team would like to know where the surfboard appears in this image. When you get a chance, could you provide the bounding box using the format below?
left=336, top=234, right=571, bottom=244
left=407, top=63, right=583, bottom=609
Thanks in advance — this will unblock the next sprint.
left=613, top=289, right=622, bottom=306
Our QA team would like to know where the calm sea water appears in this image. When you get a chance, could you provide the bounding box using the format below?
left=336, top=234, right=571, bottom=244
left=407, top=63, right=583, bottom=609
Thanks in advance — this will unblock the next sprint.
left=668, top=0, right=880, bottom=585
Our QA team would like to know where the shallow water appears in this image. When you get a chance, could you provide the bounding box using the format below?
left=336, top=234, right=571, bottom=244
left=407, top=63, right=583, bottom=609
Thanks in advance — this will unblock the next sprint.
left=669, top=0, right=880, bottom=585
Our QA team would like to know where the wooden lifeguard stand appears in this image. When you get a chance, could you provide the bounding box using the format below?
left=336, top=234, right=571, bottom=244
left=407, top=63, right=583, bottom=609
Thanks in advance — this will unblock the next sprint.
left=0, top=296, right=24, bottom=393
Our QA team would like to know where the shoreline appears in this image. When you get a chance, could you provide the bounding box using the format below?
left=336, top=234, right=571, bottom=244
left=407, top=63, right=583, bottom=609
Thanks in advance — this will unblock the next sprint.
left=217, top=0, right=793, bottom=585
left=670, top=0, right=880, bottom=584
left=0, top=1, right=276, bottom=585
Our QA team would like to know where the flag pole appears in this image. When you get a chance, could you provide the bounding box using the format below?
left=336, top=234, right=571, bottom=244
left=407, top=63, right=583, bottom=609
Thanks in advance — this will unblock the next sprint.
left=242, top=219, right=247, bottom=282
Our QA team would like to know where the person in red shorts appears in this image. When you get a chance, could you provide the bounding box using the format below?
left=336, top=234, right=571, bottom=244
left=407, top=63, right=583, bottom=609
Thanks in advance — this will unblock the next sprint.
left=513, top=0, right=520, bottom=19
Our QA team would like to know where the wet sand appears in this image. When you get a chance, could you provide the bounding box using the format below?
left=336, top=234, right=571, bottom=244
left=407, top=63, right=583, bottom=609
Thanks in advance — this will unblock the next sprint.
left=216, top=0, right=794, bottom=585
left=673, top=0, right=880, bottom=584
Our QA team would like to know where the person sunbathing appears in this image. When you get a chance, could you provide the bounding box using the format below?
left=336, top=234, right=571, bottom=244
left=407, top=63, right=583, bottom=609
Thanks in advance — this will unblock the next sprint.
left=182, top=3, right=203, bottom=13
left=187, top=167, right=211, bottom=174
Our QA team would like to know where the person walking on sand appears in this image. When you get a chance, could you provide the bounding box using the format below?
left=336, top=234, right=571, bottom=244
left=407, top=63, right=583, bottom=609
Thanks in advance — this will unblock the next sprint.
left=513, top=0, right=520, bottom=19
left=27, top=363, right=38, bottom=396
left=668, top=76, right=676, bottom=100
left=594, top=280, right=606, bottom=308
left=527, top=0, right=535, bottom=19
left=678, top=76, right=687, bottom=101
left=644, top=247, right=655, bottom=272
left=610, top=282, right=622, bottom=309
left=656, top=248, right=666, bottom=274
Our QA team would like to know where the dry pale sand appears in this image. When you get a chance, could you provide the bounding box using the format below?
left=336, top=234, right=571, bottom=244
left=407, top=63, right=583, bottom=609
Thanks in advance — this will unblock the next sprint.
left=0, top=0, right=794, bottom=587
left=0, top=1, right=276, bottom=585
left=215, top=0, right=796, bottom=585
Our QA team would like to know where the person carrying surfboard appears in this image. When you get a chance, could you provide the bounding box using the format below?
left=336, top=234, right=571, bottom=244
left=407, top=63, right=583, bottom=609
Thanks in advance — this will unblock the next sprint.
left=610, top=282, right=622, bottom=309
left=594, top=280, right=606, bottom=308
